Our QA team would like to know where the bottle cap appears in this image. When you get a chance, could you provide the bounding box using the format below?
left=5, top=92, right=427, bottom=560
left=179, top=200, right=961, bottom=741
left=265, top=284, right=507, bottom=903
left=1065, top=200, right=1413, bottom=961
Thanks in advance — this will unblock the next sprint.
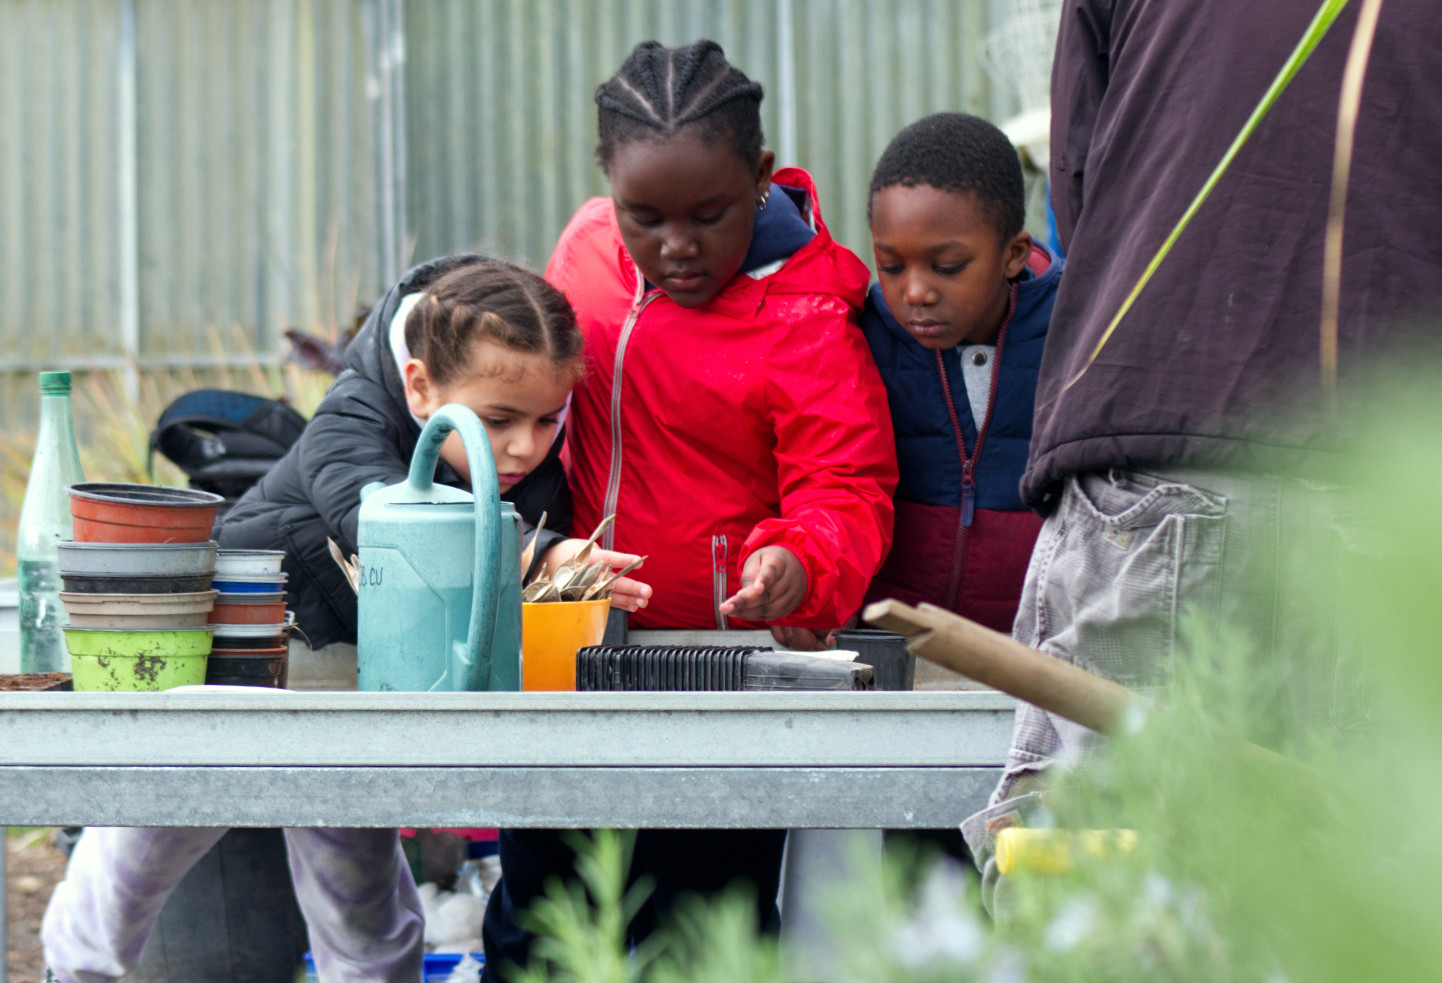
left=38, top=371, right=72, bottom=395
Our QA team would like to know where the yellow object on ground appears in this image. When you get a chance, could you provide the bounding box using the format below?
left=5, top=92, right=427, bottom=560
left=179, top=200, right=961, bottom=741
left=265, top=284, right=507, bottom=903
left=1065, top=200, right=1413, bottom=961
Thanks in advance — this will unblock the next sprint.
left=521, top=599, right=610, bottom=691
left=995, top=827, right=1139, bottom=876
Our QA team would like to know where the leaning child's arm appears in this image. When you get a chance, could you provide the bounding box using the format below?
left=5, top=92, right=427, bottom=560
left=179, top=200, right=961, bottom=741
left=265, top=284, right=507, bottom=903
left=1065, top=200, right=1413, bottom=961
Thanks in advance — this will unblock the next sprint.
left=737, top=302, right=899, bottom=627
left=300, top=410, right=415, bottom=555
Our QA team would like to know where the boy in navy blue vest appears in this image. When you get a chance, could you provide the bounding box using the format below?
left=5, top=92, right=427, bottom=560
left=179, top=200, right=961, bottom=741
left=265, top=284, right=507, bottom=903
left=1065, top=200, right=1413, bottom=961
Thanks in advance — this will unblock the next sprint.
left=861, top=113, right=1063, bottom=634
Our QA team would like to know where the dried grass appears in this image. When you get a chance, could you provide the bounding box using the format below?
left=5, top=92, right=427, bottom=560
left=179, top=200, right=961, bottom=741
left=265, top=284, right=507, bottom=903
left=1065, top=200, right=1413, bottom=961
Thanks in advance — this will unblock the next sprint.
left=0, top=328, right=333, bottom=575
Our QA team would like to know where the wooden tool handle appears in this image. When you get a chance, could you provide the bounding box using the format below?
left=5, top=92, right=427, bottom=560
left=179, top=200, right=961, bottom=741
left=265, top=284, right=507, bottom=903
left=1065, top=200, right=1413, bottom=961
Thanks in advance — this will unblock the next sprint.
left=863, top=599, right=1137, bottom=735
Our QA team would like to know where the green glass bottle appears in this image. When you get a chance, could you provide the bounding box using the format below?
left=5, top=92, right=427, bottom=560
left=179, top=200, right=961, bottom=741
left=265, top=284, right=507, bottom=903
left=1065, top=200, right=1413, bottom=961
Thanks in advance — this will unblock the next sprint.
left=17, top=371, right=86, bottom=672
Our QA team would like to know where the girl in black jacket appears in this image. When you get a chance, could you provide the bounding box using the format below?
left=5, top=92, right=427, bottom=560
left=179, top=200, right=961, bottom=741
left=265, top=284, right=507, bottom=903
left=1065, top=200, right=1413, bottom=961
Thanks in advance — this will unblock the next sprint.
left=42, top=258, right=650, bottom=983
left=219, top=254, right=649, bottom=649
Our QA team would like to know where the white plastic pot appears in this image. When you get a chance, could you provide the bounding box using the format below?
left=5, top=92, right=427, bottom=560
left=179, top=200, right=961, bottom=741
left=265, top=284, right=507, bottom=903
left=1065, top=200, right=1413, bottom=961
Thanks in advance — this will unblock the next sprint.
left=214, top=549, right=286, bottom=577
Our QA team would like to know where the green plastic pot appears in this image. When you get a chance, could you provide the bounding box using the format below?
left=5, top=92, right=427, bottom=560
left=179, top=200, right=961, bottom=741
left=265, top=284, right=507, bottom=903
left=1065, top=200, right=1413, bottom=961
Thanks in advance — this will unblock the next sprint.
left=63, top=627, right=213, bottom=691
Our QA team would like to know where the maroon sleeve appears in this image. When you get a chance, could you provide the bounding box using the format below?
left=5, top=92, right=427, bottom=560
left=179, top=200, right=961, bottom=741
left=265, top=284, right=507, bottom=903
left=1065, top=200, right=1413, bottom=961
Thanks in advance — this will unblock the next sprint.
left=1049, top=0, right=1114, bottom=251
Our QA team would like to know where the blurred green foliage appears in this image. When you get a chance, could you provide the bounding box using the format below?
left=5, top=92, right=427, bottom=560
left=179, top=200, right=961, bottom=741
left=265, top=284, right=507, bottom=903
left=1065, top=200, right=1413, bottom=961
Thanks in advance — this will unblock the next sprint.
left=496, top=374, right=1442, bottom=981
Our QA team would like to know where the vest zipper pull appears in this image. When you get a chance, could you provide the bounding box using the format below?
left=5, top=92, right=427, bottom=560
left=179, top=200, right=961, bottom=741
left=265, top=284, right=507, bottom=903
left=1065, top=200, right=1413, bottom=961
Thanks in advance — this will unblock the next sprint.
left=961, top=461, right=976, bottom=528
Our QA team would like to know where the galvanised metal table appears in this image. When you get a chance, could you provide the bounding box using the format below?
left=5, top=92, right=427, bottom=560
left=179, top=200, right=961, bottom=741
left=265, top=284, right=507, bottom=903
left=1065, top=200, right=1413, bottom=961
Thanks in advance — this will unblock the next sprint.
left=0, top=690, right=1012, bottom=828
left=0, top=688, right=1014, bottom=982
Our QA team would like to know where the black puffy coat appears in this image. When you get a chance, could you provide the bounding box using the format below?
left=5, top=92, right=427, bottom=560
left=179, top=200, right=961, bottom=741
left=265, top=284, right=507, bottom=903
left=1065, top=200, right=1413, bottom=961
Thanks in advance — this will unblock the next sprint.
left=217, top=254, right=571, bottom=649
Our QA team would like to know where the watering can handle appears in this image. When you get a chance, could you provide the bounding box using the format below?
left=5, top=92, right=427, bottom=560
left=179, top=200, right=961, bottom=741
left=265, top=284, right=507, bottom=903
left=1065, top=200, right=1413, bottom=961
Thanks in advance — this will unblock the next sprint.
left=408, top=405, right=503, bottom=685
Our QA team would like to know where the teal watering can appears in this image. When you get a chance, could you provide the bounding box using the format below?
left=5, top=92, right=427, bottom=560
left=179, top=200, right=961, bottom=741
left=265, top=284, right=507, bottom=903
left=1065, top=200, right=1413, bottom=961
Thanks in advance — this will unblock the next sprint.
left=355, top=404, right=522, bottom=691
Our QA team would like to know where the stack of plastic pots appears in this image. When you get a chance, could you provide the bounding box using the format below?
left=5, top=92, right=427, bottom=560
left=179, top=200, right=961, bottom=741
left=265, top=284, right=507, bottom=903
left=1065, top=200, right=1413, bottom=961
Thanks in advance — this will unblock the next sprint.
left=58, top=483, right=224, bottom=691
left=208, top=549, right=291, bottom=688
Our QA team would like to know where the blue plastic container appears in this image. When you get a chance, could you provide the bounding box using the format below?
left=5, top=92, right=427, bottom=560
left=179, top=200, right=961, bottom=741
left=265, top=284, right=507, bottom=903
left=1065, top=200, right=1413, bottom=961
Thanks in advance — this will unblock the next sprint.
left=303, top=951, right=483, bottom=982
left=211, top=577, right=286, bottom=593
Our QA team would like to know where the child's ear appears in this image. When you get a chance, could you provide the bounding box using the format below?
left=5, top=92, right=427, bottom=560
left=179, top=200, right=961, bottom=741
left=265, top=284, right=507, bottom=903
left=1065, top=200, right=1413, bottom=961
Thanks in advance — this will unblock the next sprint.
left=402, top=358, right=438, bottom=419
left=1002, top=230, right=1034, bottom=280
left=754, top=149, right=776, bottom=202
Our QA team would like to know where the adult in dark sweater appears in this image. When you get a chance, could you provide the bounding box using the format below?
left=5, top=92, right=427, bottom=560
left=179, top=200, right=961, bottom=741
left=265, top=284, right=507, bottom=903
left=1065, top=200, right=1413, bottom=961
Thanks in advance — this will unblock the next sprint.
left=1029, top=0, right=1442, bottom=497
left=963, top=0, right=1442, bottom=897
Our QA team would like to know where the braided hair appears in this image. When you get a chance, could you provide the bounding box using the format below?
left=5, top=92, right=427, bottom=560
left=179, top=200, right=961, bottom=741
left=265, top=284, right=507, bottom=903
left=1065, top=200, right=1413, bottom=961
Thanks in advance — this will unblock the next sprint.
left=868, top=112, right=1025, bottom=241
left=406, top=260, right=583, bottom=386
left=595, top=39, right=765, bottom=171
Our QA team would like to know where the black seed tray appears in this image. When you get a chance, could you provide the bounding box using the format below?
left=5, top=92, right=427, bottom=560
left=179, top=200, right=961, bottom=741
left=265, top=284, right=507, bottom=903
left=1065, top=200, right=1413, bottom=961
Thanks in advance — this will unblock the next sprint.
left=575, top=645, right=765, bottom=692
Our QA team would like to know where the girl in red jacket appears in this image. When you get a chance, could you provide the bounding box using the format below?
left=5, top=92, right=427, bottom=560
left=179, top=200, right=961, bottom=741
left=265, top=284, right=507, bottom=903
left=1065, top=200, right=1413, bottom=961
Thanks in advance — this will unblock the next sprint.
left=546, top=40, right=897, bottom=637
left=481, top=40, right=898, bottom=980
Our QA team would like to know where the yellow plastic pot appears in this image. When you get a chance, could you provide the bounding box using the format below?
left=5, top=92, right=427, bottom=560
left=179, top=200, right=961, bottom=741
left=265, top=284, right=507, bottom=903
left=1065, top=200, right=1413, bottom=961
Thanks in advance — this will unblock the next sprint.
left=521, top=599, right=610, bottom=691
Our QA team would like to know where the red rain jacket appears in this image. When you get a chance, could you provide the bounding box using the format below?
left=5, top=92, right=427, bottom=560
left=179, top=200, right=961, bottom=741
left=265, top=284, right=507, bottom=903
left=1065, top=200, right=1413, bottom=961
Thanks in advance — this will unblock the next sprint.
left=547, top=168, right=898, bottom=630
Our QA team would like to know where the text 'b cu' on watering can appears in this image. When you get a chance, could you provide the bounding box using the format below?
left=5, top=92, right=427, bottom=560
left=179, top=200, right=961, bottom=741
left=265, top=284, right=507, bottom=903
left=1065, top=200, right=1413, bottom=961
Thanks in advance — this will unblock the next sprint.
left=356, top=404, right=522, bottom=691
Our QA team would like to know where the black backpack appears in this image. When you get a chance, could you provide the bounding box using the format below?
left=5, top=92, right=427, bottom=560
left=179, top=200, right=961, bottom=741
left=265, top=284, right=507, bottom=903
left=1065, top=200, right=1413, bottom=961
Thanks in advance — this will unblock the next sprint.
left=149, top=389, right=308, bottom=503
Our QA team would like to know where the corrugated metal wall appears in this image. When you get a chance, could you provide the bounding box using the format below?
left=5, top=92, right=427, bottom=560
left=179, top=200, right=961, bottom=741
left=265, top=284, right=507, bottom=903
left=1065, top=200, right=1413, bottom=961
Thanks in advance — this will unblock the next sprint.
left=130, top=0, right=378, bottom=361
left=1, top=0, right=1013, bottom=427
left=1, top=1, right=126, bottom=384
left=403, top=0, right=1011, bottom=269
left=1, top=0, right=379, bottom=428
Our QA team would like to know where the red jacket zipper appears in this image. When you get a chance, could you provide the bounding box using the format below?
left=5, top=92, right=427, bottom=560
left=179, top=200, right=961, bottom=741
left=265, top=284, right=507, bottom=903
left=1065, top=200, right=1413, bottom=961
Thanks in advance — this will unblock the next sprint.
left=600, top=283, right=658, bottom=551
left=934, top=284, right=1017, bottom=611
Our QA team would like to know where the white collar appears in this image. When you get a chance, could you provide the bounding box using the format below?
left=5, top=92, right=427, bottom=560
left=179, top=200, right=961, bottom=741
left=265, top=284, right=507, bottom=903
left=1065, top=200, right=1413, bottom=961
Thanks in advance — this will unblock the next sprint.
left=389, top=293, right=428, bottom=430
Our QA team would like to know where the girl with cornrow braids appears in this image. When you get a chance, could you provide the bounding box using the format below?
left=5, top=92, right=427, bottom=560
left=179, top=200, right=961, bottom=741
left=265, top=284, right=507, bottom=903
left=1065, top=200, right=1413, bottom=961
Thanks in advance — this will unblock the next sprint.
left=43, top=257, right=649, bottom=983
left=482, top=40, right=898, bottom=979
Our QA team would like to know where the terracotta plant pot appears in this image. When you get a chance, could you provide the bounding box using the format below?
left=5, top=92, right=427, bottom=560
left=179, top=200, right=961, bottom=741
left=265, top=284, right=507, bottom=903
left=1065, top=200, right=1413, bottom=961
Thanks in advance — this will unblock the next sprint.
left=214, top=591, right=285, bottom=605
left=69, top=483, right=223, bottom=544
left=210, top=598, right=288, bottom=625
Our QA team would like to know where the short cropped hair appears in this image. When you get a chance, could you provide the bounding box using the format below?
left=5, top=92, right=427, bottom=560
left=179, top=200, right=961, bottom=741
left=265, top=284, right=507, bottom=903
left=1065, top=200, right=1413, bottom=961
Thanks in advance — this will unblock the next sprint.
left=868, top=112, right=1025, bottom=240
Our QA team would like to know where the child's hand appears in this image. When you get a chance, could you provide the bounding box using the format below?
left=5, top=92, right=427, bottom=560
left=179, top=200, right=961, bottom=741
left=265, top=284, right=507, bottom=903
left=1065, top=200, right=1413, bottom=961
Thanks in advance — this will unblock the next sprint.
left=770, top=610, right=858, bottom=650
left=594, top=546, right=652, bottom=612
left=539, top=541, right=652, bottom=613
left=720, top=546, right=807, bottom=622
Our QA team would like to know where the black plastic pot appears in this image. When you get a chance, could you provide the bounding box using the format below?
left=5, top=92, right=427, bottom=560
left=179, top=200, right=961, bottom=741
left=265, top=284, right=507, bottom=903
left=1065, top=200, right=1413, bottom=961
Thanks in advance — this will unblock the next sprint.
left=61, top=572, right=214, bottom=594
left=835, top=629, right=915, bottom=691
left=211, top=631, right=289, bottom=651
left=205, top=651, right=287, bottom=688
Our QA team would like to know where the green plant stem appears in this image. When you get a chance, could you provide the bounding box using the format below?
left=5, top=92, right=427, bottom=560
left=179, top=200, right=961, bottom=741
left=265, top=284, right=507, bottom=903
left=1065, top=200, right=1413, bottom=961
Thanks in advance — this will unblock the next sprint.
left=1051, top=0, right=1353, bottom=403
